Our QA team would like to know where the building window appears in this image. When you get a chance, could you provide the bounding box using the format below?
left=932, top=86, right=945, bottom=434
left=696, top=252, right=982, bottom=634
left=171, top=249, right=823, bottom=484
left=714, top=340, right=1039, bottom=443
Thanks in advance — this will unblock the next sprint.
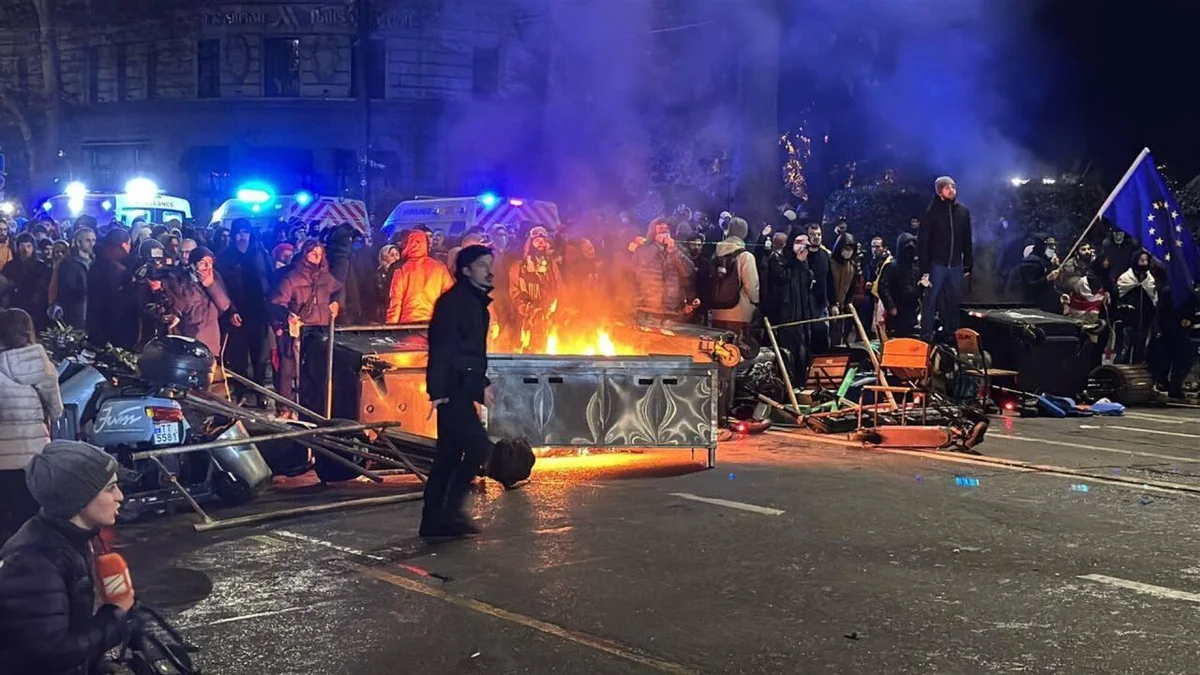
left=263, top=38, right=301, bottom=98
left=115, top=44, right=128, bottom=101
left=352, top=39, right=386, bottom=99
left=87, top=47, right=100, bottom=103
left=197, top=39, right=220, bottom=99
left=146, top=45, right=158, bottom=100
left=472, top=47, right=500, bottom=97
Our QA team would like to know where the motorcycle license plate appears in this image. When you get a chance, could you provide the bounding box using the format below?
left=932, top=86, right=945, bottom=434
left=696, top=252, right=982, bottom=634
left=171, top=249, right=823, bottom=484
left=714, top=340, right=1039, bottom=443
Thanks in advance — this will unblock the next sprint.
left=153, top=423, right=181, bottom=446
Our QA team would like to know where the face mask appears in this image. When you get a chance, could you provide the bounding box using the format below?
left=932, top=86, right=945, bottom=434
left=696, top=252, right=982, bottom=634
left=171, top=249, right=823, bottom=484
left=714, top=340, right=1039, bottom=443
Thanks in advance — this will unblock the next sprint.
left=1044, top=247, right=1056, bottom=259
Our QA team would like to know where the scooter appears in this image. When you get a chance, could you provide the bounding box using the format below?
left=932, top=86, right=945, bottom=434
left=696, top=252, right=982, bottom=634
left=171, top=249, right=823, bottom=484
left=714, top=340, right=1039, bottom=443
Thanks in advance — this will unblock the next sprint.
left=43, top=326, right=272, bottom=521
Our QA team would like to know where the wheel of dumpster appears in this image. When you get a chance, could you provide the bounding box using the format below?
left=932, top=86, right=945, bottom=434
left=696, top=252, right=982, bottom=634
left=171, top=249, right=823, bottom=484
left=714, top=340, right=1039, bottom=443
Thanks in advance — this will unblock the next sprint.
left=1087, top=363, right=1155, bottom=406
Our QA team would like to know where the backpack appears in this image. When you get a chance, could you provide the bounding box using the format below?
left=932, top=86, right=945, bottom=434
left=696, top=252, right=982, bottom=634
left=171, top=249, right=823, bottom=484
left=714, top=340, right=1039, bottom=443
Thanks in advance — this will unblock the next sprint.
left=709, top=250, right=744, bottom=310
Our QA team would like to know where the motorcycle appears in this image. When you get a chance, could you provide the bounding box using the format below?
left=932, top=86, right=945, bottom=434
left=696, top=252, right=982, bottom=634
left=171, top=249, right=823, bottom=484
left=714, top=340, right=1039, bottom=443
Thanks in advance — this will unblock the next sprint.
left=43, top=326, right=272, bottom=521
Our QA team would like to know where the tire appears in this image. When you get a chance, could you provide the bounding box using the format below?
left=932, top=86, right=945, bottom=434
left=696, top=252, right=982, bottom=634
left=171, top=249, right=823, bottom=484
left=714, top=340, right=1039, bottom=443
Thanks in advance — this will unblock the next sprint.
left=1087, top=364, right=1155, bottom=406
left=213, top=469, right=259, bottom=506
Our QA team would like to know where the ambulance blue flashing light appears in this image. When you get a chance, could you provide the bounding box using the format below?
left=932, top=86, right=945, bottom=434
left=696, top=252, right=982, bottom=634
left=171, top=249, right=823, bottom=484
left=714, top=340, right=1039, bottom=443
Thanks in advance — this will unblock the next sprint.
left=101, top=200, right=113, bottom=211
left=295, top=191, right=314, bottom=207
left=236, top=183, right=274, bottom=205
left=479, top=192, right=500, bottom=209
left=251, top=204, right=261, bottom=213
left=41, top=201, right=52, bottom=212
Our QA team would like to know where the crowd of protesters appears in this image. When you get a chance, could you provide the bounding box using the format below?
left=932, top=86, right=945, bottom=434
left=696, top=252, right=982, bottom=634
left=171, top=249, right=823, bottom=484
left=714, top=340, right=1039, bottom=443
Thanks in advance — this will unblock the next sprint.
left=0, top=174, right=1197, bottom=423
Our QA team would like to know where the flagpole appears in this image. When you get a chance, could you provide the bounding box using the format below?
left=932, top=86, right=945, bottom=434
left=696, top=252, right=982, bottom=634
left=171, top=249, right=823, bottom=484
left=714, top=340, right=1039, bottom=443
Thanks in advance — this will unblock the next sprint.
left=1059, top=147, right=1151, bottom=267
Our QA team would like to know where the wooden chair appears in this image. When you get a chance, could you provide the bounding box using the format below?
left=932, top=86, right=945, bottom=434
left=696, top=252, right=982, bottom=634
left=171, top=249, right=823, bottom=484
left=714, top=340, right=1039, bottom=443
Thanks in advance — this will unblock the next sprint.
left=954, top=328, right=1019, bottom=405
left=857, top=338, right=931, bottom=429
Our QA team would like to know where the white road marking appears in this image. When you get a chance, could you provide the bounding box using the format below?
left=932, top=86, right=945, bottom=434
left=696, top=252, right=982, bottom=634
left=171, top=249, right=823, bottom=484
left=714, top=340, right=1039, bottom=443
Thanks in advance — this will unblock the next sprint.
left=669, top=492, right=784, bottom=516
left=765, top=429, right=1198, bottom=495
left=1100, top=425, right=1200, bottom=439
left=995, top=434, right=1200, bottom=464
left=1078, top=574, right=1200, bottom=604
left=1124, top=412, right=1197, bottom=425
left=271, top=529, right=386, bottom=561
left=179, top=603, right=329, bottom=630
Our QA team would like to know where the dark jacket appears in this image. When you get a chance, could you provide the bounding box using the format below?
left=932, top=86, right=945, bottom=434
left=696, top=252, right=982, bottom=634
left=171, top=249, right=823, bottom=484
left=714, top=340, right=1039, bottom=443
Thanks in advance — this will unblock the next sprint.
left=2, top=256, right=52, bottom=329
left=427, top=281, right=492, bottom=404
left=919, top=196, right=974, bottom=275
left=805, top=245, right=833, bottom=309
left=216, top=241, right=272, bottom=319
left=1101, top=234, right=1138, bottom=283
left=632, top=239, right=690, bottom=317
left=781, top=234, right=816, bottom=325
left=0, top=514, right=129, bottom=675
left=1018, top=234, right=1060, bottom=313
left=167, top=273, right=234, bottom=357
left=762, top=248, right=792, bottom=322
left=878, top=233, right=923, bottom=313
left=270, top=245, right=344, bottom=329
left=86, top=248, right=138, bottom=349
left=56, top=255, right=90, bottom=329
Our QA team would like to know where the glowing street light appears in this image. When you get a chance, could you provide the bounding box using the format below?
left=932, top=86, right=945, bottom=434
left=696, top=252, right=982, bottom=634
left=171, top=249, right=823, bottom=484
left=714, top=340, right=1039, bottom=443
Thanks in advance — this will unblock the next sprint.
left=0, top=202, right=15, bottom=216
left=1009, top=177, right=1030, bottom=187
left=1042, top=177, right=1057, bottom=185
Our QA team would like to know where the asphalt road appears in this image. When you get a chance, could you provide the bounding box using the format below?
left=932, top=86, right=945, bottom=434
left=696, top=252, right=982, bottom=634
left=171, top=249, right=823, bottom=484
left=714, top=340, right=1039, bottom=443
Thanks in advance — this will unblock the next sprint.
left=122, top=406, right=1200, bottom=675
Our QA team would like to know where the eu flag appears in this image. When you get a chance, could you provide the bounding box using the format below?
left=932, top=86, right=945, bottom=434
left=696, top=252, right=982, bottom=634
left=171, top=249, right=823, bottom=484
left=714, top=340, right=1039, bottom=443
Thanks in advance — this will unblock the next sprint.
left=1100, top=148, right=1200, bottom=306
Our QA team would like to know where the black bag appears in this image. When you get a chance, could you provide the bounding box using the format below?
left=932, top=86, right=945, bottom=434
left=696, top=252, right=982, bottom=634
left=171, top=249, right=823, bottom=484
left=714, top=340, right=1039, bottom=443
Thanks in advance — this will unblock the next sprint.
left=709, top=250, right=744, bottom=310
left=486, top=438, right=535, bottom=488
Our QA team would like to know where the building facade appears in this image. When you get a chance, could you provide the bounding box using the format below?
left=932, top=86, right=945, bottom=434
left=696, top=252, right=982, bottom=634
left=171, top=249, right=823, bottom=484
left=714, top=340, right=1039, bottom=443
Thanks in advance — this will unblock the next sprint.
left=0, top=0, right=550, bottom=220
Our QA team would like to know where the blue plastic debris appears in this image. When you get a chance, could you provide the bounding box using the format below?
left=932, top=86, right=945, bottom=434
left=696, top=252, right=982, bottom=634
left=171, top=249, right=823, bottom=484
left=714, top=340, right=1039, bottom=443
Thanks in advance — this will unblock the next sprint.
left=954, top=476, right=980, bottom=487
left=1070, top=484, right=1089, bottom=493
left=728, top=473, right=735, bottom=480
left=916, top=474, right=923, bottom=482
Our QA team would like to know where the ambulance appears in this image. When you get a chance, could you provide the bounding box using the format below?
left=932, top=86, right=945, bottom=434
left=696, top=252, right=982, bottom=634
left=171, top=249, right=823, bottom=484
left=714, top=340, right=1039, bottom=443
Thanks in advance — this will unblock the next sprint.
left=381, top=193, right=561, bottom=239
left=36, top=179, right=193, bottom=225
left=210, top=184, right=369, bottom=235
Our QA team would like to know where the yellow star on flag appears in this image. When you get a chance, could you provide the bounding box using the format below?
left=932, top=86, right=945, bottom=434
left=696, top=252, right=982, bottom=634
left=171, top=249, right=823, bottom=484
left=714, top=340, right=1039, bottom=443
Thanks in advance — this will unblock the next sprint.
left=1156, top=237, right=1164, bottom=246
left=1149, top=227, right=1156, bottom=235
left=1171, top=211, right=1179, bottom=219
left=1148, top=214, right=1155, bottom=222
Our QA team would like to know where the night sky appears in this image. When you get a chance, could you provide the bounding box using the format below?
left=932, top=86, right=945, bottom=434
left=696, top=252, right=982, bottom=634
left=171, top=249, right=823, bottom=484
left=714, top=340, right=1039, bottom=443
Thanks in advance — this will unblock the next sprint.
left=1029, top=0, right=1200, bottom=183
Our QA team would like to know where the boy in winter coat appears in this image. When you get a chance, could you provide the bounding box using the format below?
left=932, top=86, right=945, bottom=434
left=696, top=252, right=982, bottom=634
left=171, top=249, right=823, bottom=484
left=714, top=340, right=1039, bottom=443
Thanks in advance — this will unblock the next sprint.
left=0, top=441, right=133, bottom=674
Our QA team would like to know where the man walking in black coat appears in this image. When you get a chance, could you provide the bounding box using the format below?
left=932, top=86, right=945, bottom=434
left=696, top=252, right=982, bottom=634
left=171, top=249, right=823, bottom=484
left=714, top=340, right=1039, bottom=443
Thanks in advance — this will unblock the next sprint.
left=918, top=176, right=974, bottom=342
left=422, top=244, right=496, bottom=539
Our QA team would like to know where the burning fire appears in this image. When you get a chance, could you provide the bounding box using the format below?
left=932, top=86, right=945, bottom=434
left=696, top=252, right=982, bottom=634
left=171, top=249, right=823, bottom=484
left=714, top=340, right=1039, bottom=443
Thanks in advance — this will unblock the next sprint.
left=544, top=329, right=627, bottom=357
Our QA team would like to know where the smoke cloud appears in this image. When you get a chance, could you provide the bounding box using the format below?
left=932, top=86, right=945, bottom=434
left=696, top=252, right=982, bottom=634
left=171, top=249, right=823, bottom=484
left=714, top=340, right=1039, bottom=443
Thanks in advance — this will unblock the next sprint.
left=440, top=0, right=1049, bottom=214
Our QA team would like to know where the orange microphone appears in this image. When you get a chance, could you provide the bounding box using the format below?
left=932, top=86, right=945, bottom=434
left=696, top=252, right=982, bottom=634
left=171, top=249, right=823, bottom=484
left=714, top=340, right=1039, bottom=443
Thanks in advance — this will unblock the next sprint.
left=96, top=552, right=135, bottom=608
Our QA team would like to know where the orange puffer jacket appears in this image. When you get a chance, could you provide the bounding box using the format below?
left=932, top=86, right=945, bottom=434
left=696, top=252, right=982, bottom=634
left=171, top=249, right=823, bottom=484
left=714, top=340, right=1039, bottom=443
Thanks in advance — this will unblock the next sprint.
left=386, top=231, right=454, bottom=324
